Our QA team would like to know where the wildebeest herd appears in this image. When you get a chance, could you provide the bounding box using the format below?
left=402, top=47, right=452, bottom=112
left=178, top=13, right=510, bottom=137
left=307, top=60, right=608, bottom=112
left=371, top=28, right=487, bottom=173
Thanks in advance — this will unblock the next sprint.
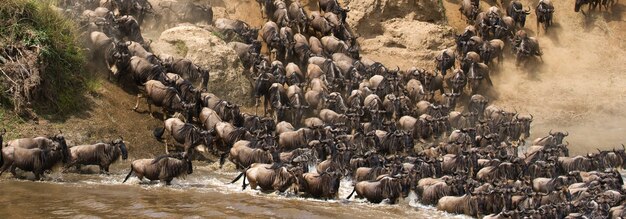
left=2, top=0, right=624, bottom=218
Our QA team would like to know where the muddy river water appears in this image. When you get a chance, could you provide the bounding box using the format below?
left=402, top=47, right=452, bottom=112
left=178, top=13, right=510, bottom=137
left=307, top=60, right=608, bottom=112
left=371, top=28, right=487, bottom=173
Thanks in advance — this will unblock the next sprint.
left=0, top=164, right=470, bottom=218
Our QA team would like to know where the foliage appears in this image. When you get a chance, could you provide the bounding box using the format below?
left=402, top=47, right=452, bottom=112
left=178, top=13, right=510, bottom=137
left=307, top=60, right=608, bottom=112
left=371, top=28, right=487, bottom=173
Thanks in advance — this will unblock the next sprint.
left=0, top=0, right=95, bottom=117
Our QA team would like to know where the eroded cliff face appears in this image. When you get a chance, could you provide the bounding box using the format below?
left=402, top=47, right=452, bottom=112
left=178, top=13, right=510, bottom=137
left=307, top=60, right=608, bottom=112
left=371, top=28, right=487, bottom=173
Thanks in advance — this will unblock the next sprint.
left=152, top=25, right=253, bottom=105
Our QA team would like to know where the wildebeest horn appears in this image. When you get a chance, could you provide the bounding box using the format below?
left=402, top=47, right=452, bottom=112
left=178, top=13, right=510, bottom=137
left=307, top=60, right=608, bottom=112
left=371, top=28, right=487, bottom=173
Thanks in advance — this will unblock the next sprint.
left=525, top=6, right=531, bottom=13
left=549, top=129, right=554, bottom=135
left=622, top=144, right=625, bottom=150
left=564, top=131, right=569, bottom=136
left=530, top=114, right=534, bottom=120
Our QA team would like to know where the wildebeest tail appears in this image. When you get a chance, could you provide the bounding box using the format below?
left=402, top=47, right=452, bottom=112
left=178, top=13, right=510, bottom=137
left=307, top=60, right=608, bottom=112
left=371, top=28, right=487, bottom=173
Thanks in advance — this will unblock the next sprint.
left=153, top=127, right=165, bottom=142
left=123, top=166, right=134, bottom=183
left=242, top=171, right=248, bottom=190
left=230, top=168, right=246, bottom=184
left=346, top=186, right=357, bottom=199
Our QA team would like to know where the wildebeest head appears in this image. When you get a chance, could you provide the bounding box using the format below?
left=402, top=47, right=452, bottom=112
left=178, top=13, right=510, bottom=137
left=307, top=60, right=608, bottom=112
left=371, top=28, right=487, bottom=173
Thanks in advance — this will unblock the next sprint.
left=347, top=37, right=360, bottom=59
left=574, top=0, right=588, bottom=12
left=518, top=7, right=531, bottom=27
left=515, top=114, right=533, bottom=137
left=113, top=137, right=128, bottom=160
left=49, top=132, right=70, bottom=163
left=244, top=28, right=260, bottom=44
left=319, top=168, right=342, bottom=197
left=380, top=175, right=403, bottom=202
left=548, top=130, right=568, bottom=145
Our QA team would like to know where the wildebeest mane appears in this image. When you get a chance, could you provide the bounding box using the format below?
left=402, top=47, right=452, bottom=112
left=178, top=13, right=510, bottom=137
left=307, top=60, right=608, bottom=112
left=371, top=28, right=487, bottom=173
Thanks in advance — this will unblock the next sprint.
left=159, top=156, right=189, bottom=180
left=225, top=128, right=248, bottom=146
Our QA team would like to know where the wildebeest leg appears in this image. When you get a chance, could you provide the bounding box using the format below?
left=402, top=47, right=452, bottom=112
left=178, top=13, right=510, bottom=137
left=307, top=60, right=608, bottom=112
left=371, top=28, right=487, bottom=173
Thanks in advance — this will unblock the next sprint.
left=263, top=97, right=269, bottom=116
left=133, top=94, right=143, bottom=111
left=165, top=138, right=170, bottom=154
left=162, top=107, right=168, bottom=121
left=100, top=164, right=111, bottom=175
left=0, top=163, right=9, bottom=176
left=165, top=179, right=173, bottom=185
left=34, top=171, right=42, bottom=181
left=62, top=161, right=78, bottom=173
left=10, top=165, right=17, bottom=177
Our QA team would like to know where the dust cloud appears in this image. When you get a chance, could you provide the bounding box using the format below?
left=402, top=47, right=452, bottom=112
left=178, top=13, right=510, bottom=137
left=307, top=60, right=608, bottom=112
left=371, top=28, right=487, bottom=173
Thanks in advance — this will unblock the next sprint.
left=467, top=0, right=626, bottom=155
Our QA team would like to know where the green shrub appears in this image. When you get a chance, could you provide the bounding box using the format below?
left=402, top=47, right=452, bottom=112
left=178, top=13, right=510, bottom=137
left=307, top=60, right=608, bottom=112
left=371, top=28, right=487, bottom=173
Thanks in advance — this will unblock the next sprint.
left=0, top=0, right=94, bottom=117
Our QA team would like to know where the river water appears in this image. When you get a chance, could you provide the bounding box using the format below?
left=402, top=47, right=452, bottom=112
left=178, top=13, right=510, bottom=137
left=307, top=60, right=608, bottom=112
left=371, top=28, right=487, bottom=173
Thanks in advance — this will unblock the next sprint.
left=0, top=163, right=470, bottom=218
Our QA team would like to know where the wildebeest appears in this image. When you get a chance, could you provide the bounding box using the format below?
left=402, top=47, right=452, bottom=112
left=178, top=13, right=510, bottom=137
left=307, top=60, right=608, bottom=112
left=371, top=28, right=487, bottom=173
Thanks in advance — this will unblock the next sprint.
left=272, top=0, right=290, bottom=28
left=214, top=18, right=259, bottom=43
left=123, top=152, right=192, bottom=185
left=0, top=140, right=66, bottom=180
left=231, top=163, right=298, bottom=192
left=162, top=57, right=210, bottom=91
left=299, top=169, right=342, bottom=199
left=286, top=85, right=308, bottom=124
left=460, top=0, right=480, bottom=23
left=199, top=107, right=223, bottom=132
left=200, top=92, right=244, bottom=126
left=309, top=12, right=334, bottom=37
left=468, top=94, right=489, bottom=119
left=229, top=140, right=274, bottom=169
left=278, top=26, right=295, bottom=61
left=288, top=2, right=309, bottom=33
left=214, top=122, right=254, bottom=160
left=278, top=128, right=320, bottom=151
left=153, top=118, right=213, bottom=155
left=261, top=21, right=283, bottom=59
left=64, top=138, right=128, bottom=173
left=513, top=31, right=543, bottom=66
left=113, top=15, right=148, bottom=48
left=437, top=194, right=481, bottom=217
left=435, top=49, right=456, bottom=76
left=178, top=1, right=213, bottom=24
left=575, top=0, right=594, bottom=14
left=127, top=41, right=158, bottom=64
left=318, top=0, right=350, bottom=24
left=507, top=0, right=531, bottom=28
left=535, top=0, right=554, bottom=34
left=533, top=130, right=568, bottom=147
left=347, top=175, right=404, bottom=204
left=293, top=33, right=314, bottom=66
left=466, top=62, right=493, bottom=94
left=271, top=83, right=292, bottom=119
left=135, top=80, right=192, bottom=120
left=6, top=133, right=69, bottom=151
left=322, top=36, right=359, bottom=60
left=479, top=39, right=505, bottom=66
left=557, top=155, right=598, bottom=174
left=89, top=32, right=131, bottom=79
left=118, top=56, right=168, bottom=85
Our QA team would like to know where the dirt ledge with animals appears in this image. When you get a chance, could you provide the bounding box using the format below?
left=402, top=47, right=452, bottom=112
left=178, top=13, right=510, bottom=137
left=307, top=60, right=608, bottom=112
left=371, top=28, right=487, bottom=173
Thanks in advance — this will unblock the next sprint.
left=2, top=0, right=626, bottom=160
